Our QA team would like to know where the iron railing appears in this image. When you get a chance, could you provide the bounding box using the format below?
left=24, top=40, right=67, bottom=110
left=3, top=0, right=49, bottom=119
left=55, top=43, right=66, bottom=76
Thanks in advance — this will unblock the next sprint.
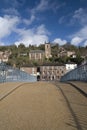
left=60, top=63, right=87, bottom=82
left=0, top=62, right=37, bottom=82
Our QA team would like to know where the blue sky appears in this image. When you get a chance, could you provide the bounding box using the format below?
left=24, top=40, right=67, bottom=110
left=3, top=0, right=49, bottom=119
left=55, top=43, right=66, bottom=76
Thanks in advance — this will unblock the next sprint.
left=0, top=0, right=87, bottom=47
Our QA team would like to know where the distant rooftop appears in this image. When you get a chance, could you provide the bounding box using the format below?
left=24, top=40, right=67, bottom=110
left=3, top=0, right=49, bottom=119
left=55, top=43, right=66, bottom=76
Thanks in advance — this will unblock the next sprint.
left=29, top=50, right=44, bottom=53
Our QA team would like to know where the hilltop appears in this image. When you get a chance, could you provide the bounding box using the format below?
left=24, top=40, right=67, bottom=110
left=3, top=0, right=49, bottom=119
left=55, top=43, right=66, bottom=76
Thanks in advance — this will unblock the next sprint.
left=0, top=43, right=87, bottom=68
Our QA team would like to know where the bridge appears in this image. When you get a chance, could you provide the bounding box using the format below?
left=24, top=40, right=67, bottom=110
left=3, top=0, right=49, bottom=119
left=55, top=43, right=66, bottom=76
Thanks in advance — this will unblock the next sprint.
left=60, top=63, right=87, bottom=82
left=0, top=62, right=37, bottom=83
left=0, top=81, right=87, bottom=130
left=0, top=63, right=87, bottom=130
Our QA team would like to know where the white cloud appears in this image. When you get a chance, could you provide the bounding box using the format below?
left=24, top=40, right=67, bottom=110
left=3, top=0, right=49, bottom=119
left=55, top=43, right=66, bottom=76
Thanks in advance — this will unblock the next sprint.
left=0, top=16, right=49, bottom=47
left=23, top=15, right=35, bottom=25
left=0, top=41, right=5, bottom=46
left=0, top=15, right=20, bottom=39
left=31, top=0, right=49, bottom=14
left=68, top=8, right=87, bottom=47
left=53, top=38, right=67, bottom=46
left=83, top=40, right=87, bottom=46
left=36, top=0, right=49, bottom=11
left=75, top=26, right=87, bottom=39
left=71, top=37, right=83, bottom=46
left=31, top=0, right=65, bottom=14
left=59, top=8, right=87, bottom=26
left=70, top=8, right=87, bottom=26
left=70, top=26, right=87, bottom=46
left=23, top=0, right=49, bottom=26
left=36, top=24, right=50, bottom=35
left=14, top=24, right=49, bottom=47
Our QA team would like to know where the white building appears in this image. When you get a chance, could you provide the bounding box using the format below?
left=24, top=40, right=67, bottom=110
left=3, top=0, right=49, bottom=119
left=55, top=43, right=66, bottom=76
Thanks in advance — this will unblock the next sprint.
left=65, top=63, right=77, bottom=72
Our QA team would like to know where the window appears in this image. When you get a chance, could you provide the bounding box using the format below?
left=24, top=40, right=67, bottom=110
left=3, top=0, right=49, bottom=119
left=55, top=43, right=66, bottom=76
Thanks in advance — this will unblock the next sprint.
left=62, top=71, right=64, bottom=73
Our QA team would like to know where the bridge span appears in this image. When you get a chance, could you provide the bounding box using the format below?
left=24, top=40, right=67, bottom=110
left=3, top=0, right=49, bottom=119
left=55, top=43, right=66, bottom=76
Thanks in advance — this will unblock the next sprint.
left=0, top=81, right=87, bottom=130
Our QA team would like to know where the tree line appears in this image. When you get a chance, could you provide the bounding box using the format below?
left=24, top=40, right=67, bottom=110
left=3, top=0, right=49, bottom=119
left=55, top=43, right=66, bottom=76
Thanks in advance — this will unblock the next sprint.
left=0, top=43, right=87, bottom=67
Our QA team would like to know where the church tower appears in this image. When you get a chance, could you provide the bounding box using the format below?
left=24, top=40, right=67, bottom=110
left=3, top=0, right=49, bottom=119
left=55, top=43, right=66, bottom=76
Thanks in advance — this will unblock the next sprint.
left=45, top=42, right=51, bottom=59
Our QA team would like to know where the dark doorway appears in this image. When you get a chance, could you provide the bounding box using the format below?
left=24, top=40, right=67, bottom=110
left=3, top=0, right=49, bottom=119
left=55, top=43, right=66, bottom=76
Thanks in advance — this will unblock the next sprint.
left=37, top=67, right=40, bottom=81
left=37, top=67, right=40, bottom=72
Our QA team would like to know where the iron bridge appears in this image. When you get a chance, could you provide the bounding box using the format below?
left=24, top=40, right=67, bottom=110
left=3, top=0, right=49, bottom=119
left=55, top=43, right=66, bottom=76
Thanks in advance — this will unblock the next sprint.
left=60, top=63, right=87, bottom=82
left=0, top=62, right=37, bottom=83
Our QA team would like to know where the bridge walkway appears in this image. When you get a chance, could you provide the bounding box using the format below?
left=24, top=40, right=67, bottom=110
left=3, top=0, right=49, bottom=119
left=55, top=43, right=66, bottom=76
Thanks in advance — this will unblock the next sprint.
left=68, top=81, right=87, bottom=97
left=55, top=81, right=87, bottom=130
left=0, top=81, right=87, bottom=130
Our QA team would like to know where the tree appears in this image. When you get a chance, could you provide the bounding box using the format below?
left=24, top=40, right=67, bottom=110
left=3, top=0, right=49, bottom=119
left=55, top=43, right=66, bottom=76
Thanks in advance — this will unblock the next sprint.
left=38, top=44, right=45, bottom=50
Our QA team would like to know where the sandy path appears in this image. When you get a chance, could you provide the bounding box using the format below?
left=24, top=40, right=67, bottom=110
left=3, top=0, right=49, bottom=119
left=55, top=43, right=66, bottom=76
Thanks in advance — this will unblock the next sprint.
left=0, top=82, right=76, bottom=130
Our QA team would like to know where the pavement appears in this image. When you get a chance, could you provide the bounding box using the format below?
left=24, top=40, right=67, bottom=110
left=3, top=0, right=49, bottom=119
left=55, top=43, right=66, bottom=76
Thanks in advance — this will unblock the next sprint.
left=0, top=81, right=87, bottom=130
left=0, top=82, right=24, bottom=101
left=69, top=81, right=87, bottom=95
left=55, top=81, right=87, bottom=130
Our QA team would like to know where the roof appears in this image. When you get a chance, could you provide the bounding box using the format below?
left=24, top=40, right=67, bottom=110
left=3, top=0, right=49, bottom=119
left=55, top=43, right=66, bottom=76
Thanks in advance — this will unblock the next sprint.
left=29, top=50, right=45, bottom=53
left=65, top=62, right=77, bottom=65
left=45, top=42, right=50, bottom=44
left=41, top=63, right=65, bottom=66
left=21, top=63, right=65, bottom=67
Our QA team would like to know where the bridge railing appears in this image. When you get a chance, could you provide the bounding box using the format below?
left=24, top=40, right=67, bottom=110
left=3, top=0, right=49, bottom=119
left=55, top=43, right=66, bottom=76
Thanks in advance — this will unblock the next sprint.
left=0, top=62, right=37, bottom=83
left=60, top=63, right=87, bottom=82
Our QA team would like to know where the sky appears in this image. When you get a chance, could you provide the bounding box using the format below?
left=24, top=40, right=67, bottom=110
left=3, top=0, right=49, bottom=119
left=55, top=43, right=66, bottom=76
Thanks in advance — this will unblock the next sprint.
left=0, top=0, right=87, bottom=47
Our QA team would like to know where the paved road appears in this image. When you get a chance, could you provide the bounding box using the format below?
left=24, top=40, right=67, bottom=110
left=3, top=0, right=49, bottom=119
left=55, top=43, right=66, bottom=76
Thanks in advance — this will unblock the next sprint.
left=0, top=81, right=87, bottom=130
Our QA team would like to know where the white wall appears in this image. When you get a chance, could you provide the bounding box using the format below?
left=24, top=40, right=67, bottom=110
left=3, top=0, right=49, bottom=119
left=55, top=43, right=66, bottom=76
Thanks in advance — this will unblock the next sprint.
left=65, top=64, right=77, bottom=72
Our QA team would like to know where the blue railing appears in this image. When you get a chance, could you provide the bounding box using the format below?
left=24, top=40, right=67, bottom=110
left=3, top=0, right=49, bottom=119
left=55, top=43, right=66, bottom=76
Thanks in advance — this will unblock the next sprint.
left=60, top=63, right=87, bottom=82
left=0, top=62, right=37, bottom=83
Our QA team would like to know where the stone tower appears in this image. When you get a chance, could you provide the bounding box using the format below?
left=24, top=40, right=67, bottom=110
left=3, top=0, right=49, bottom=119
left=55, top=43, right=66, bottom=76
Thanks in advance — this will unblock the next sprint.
left=45, top=42, right=51, bottom=59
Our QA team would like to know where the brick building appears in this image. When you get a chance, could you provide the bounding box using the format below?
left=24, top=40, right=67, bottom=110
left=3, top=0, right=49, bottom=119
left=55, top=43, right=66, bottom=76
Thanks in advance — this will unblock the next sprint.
left=21, top=64, right=66, bottom=81
left=40, top=64, right=66, bottom=81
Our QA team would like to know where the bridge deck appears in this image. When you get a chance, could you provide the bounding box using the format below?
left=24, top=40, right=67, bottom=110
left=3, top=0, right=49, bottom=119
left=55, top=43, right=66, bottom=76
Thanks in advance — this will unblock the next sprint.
left=0, top=81, right=87, bottom=130
left=0, top=82, right=24, bottom=101
left=69, top=81, right=87, bottom=94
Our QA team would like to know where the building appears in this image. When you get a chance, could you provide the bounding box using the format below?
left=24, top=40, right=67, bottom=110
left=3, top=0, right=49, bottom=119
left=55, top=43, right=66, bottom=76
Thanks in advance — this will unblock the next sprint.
left=29, top=42, right=51, bottom=61
left=21, top=66, right=37, bottom=76
left=29, top=50, right=45, bottom=61
left=58, top=50, right=76, bottom=58
left=67, top=51, right=76, bottom=58
left=65, top=63, right=77, bottom=72
left=21, top=63, right=66, bottom=81
left=58, top=50, right=67, bottom=57
left=45, top=43, right=51, bottom=59
left=0, top=51, right=11, bottom=63
left=40, top=64, right=66, bottom=81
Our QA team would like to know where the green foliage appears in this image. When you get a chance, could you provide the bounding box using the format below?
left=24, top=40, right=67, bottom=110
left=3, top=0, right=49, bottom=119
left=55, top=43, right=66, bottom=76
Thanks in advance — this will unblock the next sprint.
left=0, top=43, right=87, bottom=67
left=69, top=56, right=84, bottom=65
left=51, top=44, right=59, bottom=57
left=62, top=43, right=77, bottom=51
left=38, top=44, right=45, bottom=50
left=32, top=61, right=38, bottom=66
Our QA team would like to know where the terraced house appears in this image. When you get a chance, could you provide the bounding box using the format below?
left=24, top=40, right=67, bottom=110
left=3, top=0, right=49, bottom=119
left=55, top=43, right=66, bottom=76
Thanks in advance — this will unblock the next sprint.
left=40, top=64, right=66, bottom=81
left=21, top=63, right=66, bottom=81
